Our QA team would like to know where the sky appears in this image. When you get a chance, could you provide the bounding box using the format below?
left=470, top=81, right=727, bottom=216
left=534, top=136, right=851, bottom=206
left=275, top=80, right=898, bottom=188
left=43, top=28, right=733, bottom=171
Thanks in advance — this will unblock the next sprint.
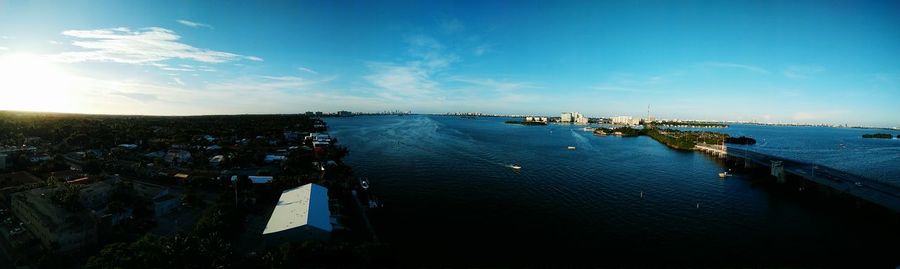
left=0, top=0, right=899, bottom=126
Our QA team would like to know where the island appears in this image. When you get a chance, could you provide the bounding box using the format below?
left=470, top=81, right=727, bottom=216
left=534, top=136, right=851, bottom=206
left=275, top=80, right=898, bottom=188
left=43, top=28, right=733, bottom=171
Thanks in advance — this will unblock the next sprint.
left=594, top=126, right=752, bottom=151
left=862, top=133, right=894, bottom=139
left=651, top=121, right=728, bottom=128
left=725, top=136, right=757, bottom=145
left=504, top=120, right=548, bottom=126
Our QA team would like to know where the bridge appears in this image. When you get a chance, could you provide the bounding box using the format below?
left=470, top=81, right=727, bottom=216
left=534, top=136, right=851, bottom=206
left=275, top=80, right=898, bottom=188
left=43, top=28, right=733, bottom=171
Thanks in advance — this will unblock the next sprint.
left=695, top=143, right=900, bottom=213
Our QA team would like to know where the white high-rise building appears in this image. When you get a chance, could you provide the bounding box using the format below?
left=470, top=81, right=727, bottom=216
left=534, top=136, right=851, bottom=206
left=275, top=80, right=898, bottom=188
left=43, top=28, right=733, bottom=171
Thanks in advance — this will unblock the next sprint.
left=612, top=116, right=639, bottom=125
left=561, top=112, right=573, bottom=122
left=562, top=112, right=587, bottom=123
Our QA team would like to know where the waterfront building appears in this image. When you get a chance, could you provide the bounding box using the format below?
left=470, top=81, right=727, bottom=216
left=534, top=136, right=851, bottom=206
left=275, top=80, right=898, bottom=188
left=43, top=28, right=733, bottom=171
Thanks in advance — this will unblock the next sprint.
left=561, top=112, right=586, bottom=123
left=612, top=116, right=641, bottom=125
left=561, top=112, right=572, bottom=122
left=263, top=183, right=333, bottom=244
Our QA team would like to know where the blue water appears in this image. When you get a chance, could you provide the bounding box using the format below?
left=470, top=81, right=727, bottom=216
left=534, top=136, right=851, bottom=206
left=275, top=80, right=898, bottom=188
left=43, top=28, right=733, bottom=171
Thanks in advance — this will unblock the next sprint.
left=328, top=115, right=900, bottom=266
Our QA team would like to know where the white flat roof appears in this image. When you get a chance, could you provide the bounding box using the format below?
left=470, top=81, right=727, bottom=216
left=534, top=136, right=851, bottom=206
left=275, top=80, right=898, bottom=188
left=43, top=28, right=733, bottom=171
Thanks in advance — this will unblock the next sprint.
left=263, top=183, right=332, bottom=235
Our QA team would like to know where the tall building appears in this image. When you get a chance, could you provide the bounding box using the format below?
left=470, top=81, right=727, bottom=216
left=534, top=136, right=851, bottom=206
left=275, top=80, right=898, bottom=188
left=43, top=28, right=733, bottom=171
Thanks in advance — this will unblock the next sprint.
left=560, top=112, right=573, bottom=122
left=561, top=112, right=586, bottom=123
left=612, top=116, right=640, bottom=125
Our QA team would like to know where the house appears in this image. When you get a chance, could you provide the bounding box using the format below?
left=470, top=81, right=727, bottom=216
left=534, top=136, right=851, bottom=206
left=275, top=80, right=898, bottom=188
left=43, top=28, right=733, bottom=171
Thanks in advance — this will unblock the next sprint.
left=164, top=149, right=192, bottom=165
left=49, top=170, right=86, bottom=182
left=29, top=154, right=52, bottom=163
left=231, top=175, right=273, bottom=184
left=117, top=144, right=138, bottom=150
left=132, top=180, right=179, bottom=217
left=263, top=183, right=332, bottom=244
left=152, top=190, right=178, bottom=217
left=209, top=155, right=225, bottom=167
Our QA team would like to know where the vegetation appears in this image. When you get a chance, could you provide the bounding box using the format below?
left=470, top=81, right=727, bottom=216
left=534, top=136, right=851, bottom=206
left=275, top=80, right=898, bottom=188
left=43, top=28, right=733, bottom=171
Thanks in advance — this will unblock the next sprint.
left=724, top=136, right=757, bottom=145
left=1, top=111, right=387, bottom=268
left=862, top=133, right=894, bottom=139
left=652, top=121, right=728, bottom=128
left=594, top=126, right=736, bottom=150
left=504, top=120, right=547, bottom=126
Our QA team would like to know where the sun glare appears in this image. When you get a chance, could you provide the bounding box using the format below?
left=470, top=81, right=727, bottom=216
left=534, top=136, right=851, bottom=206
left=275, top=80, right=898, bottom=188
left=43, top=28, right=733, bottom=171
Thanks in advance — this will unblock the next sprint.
left=0, top=53, right=78, bottom=113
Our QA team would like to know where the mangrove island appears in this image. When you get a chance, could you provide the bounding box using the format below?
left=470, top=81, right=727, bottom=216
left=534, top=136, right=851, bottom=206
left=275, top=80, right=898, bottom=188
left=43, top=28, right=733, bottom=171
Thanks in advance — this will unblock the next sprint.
left=862, top=133, right=894, bottom=139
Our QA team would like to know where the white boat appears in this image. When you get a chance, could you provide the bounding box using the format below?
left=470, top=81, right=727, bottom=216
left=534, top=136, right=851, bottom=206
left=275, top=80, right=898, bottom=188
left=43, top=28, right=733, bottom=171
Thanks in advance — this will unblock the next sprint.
left=567, top=146, right=576, bottom=150
left=359, top=177, right=370, bottom=190
left=583, top=127, right=595, bottom=132
left=510, top=164, right=522, bottom=170
left=718, top=172, right=729, bottom=178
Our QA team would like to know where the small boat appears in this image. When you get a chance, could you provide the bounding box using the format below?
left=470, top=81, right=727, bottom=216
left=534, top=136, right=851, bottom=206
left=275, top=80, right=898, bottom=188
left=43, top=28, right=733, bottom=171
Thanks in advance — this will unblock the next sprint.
left=359, top=177, right=370, bottom=190
left=583, top=127, right=595, bottom=132
left=567, top=146, right=576, bottom=150
left=510, top=164, right=522, bottom=170
left=718, top=172, right=729, bottom=178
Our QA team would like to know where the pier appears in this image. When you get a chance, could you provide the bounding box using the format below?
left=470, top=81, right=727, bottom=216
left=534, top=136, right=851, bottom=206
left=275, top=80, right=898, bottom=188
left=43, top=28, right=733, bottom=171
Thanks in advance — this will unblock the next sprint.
left=695, top=143, right=900, bottom=213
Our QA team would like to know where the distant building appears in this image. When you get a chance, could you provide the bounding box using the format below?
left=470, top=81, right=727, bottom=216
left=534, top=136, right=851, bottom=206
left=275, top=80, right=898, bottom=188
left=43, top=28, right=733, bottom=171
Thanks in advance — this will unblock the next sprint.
left=612, top=116, right=640, bottom=125
left=117, top=144, right=138, bottom=150
left=561, top=112, right=587, bottom=124
left=231, top=175, right=273, bottom=184
left=525, top=116, right=548, bottom=123
left=131, top=180, right=179, bottom=217
left=561, top=112, right=573, bottom=122
left=164, top=149, right=192, bottom=165
left=337, top=110, right=353, bottom=117
left=209, top=155, right=225, bottom=167
left=263, top=183, right=332, bottom=244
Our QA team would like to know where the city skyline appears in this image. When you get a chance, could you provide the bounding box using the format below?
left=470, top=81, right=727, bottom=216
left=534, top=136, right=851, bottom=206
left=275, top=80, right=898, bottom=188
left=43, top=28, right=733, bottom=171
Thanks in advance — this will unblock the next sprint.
left=1, top=0, right=900, bottom=126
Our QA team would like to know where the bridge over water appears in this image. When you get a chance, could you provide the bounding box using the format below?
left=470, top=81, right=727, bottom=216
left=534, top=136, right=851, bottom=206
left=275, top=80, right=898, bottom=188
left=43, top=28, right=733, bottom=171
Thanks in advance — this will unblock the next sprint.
left=695, top=143, right=900, bottom=213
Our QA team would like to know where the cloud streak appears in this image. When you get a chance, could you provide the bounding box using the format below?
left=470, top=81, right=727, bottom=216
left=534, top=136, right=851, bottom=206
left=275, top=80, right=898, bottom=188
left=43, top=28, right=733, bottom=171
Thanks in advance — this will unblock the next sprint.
left=783, top=65, right=825, bottom=79
left=703, top=61, right=770, bottom=74
left=53, top=27, right=261, bottom=64
left=177, top=20, right=213, bottom=29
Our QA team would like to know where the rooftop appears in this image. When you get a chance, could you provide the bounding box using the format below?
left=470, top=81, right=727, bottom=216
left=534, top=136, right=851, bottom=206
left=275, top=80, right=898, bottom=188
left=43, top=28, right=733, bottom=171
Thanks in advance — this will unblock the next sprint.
left=262, top=183, right=331, bottom=235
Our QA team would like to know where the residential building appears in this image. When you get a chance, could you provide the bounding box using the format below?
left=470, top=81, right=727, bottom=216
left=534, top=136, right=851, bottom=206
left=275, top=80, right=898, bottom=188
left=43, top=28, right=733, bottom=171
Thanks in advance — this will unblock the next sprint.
left=11, top=187, right=99, bottom=253
left=263, top=183, right=332, bottom=244
left=164, top=149, right=192, bottom=165
left=231, top=175, right=274, bottom=184
left=562, top=112, right=587, bottom=124
left=560, top=112, right=573, bottom=122
left=612, top=116, right=641, bottom=125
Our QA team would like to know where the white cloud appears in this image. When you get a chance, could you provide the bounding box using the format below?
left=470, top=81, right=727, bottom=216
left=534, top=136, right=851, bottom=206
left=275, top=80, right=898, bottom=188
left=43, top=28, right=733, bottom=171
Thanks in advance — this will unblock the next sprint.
left=783, top=65, right=825, bottom=79
left=473, top=44, right=491, bottom=56
left=173, top=77, right=185, bottom=86
left=177, top=20, right=213, bottom=29
left=449, top=77, right=536, bottom=92
left=703, top=61, right=770, bottom=74
left=52, top=27, right=261, bottom=64
left=365, top=62, right=438, bottom=98
left=440, top=18, right=465, bottom=33
left=205, top=75, right=333, bottom=92
left=297, top=66, right=319, bottom=74
left=0, top=46, right=7, bottom=51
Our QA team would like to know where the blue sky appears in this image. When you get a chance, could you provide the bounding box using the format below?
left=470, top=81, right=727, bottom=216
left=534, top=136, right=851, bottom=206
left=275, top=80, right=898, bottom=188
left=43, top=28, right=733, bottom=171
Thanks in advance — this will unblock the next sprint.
left=0, top=0, right=898, bottom=126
